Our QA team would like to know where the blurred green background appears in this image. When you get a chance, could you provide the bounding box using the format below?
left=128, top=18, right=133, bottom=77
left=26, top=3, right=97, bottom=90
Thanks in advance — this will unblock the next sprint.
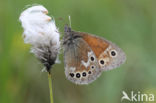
left=0, top=0, right=156, bottom=103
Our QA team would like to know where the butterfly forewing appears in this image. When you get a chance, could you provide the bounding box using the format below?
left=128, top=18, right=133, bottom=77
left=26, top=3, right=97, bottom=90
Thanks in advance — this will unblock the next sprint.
left=77, top=32, right=126, bottom=71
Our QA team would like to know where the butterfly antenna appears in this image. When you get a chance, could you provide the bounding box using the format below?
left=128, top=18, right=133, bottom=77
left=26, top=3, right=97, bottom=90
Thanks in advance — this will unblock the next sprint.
left=68, top=15, right=71, bottom=28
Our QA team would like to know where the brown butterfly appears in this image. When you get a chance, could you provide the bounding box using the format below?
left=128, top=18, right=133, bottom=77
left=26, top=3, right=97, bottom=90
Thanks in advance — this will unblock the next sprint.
left=63, top=25, right=126, bottom=85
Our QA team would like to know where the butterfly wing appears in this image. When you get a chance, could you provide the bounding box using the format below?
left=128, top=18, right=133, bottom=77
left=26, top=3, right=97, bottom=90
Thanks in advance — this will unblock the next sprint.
left=77, top=32, right=126, bottom=71
left=63, top=27, right=102, bottom=85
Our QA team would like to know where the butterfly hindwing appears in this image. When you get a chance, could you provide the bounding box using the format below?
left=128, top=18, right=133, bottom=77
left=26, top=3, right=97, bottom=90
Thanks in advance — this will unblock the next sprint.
left=63, top=27, right=102, bottom=85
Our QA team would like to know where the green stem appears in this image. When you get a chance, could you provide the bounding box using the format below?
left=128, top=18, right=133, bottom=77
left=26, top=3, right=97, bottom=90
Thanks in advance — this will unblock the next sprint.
left=48, top=72, right=54, bottom=103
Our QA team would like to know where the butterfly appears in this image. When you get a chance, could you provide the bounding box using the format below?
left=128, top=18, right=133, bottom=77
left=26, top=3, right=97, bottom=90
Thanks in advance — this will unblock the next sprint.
left=63, top=25, right=126, bottom=85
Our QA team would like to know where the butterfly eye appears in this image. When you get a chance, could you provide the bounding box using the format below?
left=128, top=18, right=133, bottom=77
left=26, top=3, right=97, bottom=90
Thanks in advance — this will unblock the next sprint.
left=99, top=59, right=105, bottom=66
left=90, top=65, right=95, bottom=69
left=82, top=72, right=87, bottom=77
left=69, top=73, right=75, bottom=77
left=110, top=50, right=117, bottom=57
left=76, top=73, right=81, bottom=78
left=90, top=56, right=95, bottom=62
left=88, top=71, right=92, bottom=74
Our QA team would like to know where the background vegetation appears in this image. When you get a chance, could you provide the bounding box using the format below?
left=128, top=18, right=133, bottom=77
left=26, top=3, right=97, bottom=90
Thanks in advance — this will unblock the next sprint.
left=0, top=0, right=156, bottom=103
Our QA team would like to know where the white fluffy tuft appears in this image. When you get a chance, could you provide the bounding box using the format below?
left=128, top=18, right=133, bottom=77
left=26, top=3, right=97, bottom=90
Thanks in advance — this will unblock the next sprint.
left=19, top=5, right=60, bottom=71
left=19, top=5, right=60, bottom=47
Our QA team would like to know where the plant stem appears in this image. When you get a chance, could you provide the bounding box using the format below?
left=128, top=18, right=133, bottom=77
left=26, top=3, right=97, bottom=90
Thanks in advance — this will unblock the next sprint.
left=48, top=72, right=54, bottom=103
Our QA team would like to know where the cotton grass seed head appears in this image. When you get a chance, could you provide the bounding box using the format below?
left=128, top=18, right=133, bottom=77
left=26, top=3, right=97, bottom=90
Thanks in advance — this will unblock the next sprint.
left=19, top=5, right=60, bottom=72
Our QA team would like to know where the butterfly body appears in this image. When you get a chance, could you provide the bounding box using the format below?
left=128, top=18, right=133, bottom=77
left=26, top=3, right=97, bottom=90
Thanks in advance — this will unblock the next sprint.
left=63, top=25, right=126, bottom=85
